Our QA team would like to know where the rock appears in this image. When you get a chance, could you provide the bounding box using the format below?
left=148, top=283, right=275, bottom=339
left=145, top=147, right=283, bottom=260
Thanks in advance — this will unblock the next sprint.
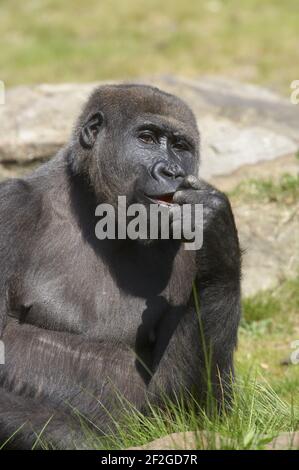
left=233, top=200, right=299, bottom=297
left=266, top=432, right=299, bottom=450
left=209, top=154, right=298, bottom=193
left=0, top=160, right=41, bottom=182
left=198, top=117, right=296, bottom=180
left=155, top=76, right=299, bottom=142
left=0, top=83, right=99, bottom=162
left=128, top=431, right=299, bottom=450
left=0, top=77, right=298, bottom=182
left=128, top=431, right=219, bottom=450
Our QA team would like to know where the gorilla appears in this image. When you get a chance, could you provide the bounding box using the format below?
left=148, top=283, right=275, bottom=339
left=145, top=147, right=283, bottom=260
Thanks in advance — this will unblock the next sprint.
left=0, top=84, right=241, bottom=449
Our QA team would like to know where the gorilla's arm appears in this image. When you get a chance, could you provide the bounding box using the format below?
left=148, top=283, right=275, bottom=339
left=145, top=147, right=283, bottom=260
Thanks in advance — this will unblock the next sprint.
left=148, top=282, right=240, bottom=407
left=148, top=178, right=241, bottom=406
left=0, top=179, right=42, bottom=335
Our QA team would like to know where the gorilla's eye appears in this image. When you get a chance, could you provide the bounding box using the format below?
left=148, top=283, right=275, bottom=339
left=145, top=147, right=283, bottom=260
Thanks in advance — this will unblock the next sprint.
left=138, top=131, right=156, bottom=145
left=172, top=139, right=190, bottom=151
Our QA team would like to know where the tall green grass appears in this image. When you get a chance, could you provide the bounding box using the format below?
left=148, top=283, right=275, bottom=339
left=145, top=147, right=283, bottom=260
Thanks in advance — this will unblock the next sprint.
left=72, top=375, right=298, bottom=450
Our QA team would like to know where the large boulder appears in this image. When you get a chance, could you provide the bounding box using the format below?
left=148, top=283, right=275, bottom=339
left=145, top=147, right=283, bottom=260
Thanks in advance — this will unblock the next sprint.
left=0, top=83, right=96, bottom=163
left=233, top=200, right=298, bottom=296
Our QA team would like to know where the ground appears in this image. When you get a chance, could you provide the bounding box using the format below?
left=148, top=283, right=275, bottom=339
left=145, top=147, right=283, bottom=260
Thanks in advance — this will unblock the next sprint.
left=231, top=174, right=299, bottom=404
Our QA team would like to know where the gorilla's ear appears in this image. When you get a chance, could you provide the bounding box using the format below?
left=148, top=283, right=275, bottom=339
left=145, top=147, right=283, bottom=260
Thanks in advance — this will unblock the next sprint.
left=79, top=112, right=104, bottom=149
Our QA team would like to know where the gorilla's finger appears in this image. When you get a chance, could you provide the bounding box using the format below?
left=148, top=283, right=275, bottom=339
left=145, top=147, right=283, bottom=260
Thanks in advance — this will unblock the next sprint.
left=173, top=189, right=196, bottom=204
left=179, top=175, right=201, bottom=190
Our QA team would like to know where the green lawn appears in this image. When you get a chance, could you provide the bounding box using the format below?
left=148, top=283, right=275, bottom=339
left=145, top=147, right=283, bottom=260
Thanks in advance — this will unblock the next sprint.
left=1, top=0, right=298, bottom=93
left=237, top=276, right=299, bottom=402
left=229, top=174, right=299, bottom=205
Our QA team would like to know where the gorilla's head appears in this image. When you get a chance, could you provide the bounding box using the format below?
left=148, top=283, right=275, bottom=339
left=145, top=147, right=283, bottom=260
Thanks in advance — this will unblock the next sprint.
left=70, top=84, right=200, bottom=207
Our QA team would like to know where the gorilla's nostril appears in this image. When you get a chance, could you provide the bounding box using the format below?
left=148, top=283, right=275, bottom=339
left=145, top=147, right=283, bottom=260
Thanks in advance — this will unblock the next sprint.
left=165, top=164, right=185, bottom=179
left=151, top=161, right=185, bottom=181
left=162, top=167, right=175, bottom=178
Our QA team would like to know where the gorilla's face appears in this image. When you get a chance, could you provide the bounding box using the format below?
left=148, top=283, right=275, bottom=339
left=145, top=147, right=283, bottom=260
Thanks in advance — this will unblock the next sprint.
left=73, top=85, right=199, bottom=208
left=123, top=116, right=197, bottom=207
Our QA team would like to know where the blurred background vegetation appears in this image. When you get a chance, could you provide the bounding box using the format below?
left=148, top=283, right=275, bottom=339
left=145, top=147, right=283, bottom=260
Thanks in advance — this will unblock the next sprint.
left=1, top=0, right=298, bottom=93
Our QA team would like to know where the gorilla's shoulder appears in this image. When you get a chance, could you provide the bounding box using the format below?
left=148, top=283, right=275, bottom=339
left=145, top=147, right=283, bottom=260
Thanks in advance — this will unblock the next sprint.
left=0, top=151, right=67, bottom=206
left=0, top=177, right=35, bottom=203
left=0, top=177, right=43, bottom=225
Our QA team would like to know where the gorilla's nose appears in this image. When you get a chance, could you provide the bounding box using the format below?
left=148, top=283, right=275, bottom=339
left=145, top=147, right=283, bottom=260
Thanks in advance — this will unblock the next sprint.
left=151, top=161, right=185, bottom=183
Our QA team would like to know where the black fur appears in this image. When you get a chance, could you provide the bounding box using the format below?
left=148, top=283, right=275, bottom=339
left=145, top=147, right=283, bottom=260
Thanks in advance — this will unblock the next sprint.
left=0, top=85, right=241, bottom=449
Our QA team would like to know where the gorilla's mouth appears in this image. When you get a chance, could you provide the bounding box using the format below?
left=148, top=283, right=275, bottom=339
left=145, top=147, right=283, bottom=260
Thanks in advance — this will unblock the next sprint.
left=147, top=193, right=175, bottom=206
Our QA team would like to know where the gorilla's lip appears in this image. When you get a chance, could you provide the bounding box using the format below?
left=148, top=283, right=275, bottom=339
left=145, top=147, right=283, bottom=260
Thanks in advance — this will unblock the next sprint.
left=145, top=193, right=175, bottom=206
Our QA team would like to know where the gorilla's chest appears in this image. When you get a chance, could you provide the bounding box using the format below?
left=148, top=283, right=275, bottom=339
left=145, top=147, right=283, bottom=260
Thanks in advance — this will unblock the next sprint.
left=90, top=244, right=197, bottom=344
left=18, top=237, right=196, bottom=344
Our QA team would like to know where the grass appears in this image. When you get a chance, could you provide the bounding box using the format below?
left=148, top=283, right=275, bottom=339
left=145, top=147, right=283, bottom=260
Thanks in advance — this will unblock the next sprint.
left=24, top=373, right=298, bottom=450
left=237, top=276, right=299, bottom=402
left=94, top=378, right=299, bottom=450
left=229, top=173, right=299, bottom=205
left=0, top=0, right=298, bottom=93
left=242, top=276, right=299, bottom=324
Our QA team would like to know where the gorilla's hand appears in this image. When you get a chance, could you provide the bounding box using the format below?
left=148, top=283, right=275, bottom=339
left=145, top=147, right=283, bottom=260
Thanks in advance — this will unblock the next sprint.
left=172, top=175, right=232, bottom=229
left=172, top=176, right=240, bottom=278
